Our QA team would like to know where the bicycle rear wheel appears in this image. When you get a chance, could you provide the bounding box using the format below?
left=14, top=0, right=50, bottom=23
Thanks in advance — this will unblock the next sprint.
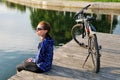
left=88, top=34, right=100, bottom=73
left=71, top=24, right=85, bottom=46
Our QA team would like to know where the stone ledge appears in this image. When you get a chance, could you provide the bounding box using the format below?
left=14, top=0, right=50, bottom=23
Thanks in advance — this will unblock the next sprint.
left=7, top=0, right=120, bottom=10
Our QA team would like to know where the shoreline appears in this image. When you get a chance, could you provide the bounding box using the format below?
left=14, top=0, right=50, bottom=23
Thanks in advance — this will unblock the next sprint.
left=7, top=0, right=120, bottom=10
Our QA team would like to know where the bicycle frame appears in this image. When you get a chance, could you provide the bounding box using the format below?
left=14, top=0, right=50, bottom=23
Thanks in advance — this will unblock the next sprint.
left=84, top=20, right=96, bottom=38
left=75, top=18, right=96, bottom=39
left=74, top=4, right=97, bottom=38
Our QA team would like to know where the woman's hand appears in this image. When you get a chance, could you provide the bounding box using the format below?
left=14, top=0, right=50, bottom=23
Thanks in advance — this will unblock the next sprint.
left=26, top=58, right=33, bottom=62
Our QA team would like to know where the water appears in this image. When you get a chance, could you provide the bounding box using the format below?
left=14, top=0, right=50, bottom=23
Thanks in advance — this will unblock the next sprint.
left=0, top=2, right=38, bottom=80
left=0, top=1, right=120, bottom=80
left=0, top=2, right=39, bottom=51
left=0, top=51, right=35, bottom=80
left=113, top=15, right=120, bottom=34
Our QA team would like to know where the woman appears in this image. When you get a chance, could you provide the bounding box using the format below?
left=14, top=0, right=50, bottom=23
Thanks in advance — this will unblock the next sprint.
left=17, top=21, right=54, bottom=73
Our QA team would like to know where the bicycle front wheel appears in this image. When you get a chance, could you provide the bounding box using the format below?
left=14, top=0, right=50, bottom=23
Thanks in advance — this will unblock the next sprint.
left=71, top=24, right=84, bottom=46
left=88, top=34, right=100, bottom=73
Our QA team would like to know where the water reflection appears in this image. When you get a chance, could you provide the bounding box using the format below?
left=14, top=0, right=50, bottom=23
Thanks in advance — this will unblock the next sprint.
left=0, top=2, right=38, bottom=51
left=91, top=14, right=117, bottom=34
left=2, top=1, right=120, bottom=46
left=29, top=8, right=119, bottom=45
left=0, top=2, right=38, bottom=80
left=113, top=15, right=120, bottom=34
left=5, top=1, right=26, bottom=12
left=30, top=9, right=75, bottom=45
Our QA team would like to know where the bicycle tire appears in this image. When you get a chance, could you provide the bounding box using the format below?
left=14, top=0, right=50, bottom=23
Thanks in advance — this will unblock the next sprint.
left=88, top=34, right=100, bottom=73
left=71, top=24, right=84, bottom=45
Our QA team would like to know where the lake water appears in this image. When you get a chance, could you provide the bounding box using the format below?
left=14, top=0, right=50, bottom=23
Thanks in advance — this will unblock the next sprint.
left=0, top=2, right=38, bottom=80
left=0, top=1, right=120, bottom=80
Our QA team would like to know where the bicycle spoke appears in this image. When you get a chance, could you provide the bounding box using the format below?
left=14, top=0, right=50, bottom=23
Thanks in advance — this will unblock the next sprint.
left=91, top=49, right=97, bottom=56
left=91, top=52, right=96, bottom=70
left=88, top=34, right=100, bottom=73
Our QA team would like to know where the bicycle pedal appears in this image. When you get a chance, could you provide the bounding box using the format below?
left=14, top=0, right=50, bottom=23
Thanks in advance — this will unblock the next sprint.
left=83, top=44, right=88, bottom=48
left=85, top=45, right=88, bottom=48
left=99, top=45, right=102, bottom=50
left=79, top=43, right=88, bottom=49
left=99, top=54, right=101, bottom=57
left=81, top=43, right=84, bottom=45
left=79, top=43, right=84, bottom=46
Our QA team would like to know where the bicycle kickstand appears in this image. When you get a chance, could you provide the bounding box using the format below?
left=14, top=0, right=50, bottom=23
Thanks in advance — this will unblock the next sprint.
left=82, top=52, right=91, bottom=68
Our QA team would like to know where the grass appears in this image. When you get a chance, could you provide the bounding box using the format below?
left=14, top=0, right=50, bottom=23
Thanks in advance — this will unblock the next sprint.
left=68, top=0, right=120, bottom=2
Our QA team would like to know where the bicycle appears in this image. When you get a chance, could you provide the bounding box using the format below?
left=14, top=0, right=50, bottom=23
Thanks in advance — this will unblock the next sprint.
left=71, top=4, right=101, bottom=73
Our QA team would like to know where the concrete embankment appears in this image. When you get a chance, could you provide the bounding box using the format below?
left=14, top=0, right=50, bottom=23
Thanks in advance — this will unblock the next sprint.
left=7, top=0, right=120, bottom=10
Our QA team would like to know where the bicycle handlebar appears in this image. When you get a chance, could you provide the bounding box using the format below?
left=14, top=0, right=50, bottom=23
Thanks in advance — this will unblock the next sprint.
left=83, top=4, right=91, bottom=10
left=74, top=4, right=91, bottom=18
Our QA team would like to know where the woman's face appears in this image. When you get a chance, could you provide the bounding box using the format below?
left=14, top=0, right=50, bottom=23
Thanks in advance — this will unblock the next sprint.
left=36, top=24, right=48, bottom=37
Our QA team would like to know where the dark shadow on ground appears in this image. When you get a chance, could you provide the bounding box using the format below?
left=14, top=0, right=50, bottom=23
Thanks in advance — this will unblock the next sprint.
left=43, top=65, right=120, bottom=80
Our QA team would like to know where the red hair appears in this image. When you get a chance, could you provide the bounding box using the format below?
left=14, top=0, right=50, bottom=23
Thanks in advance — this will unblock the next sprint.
left=38, top=21, right=51, bottom=33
